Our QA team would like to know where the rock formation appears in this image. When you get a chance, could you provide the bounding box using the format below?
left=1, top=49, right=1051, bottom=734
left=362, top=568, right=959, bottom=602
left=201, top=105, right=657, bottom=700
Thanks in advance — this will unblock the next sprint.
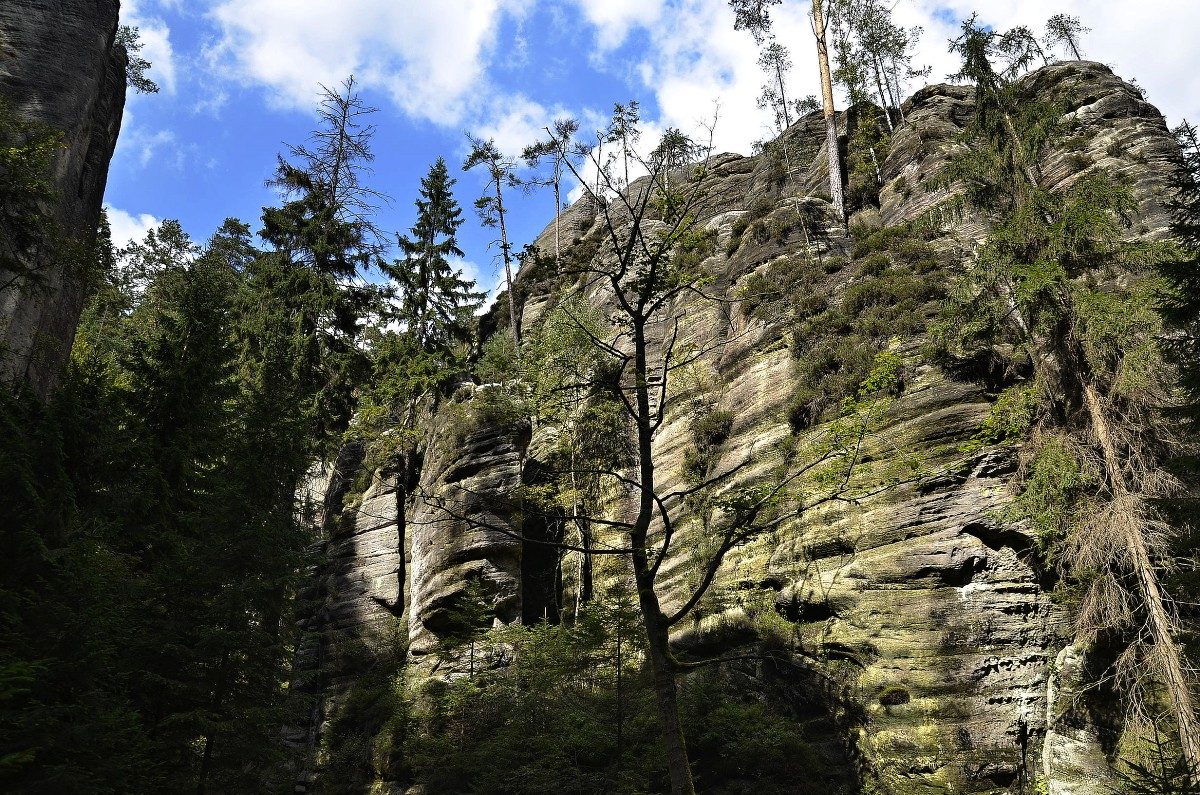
left=300, top=61, right=1183, bottom=793
left=0, top=0, right=127, bottom=397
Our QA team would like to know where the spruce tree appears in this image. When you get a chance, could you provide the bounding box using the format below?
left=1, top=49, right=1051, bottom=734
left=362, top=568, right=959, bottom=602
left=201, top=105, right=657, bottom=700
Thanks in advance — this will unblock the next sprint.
left=1161, top=120, right=1200, bottom=426
left=384, top=158, right=483, bottom=355
left=940, top=18, right=1200, bottom=770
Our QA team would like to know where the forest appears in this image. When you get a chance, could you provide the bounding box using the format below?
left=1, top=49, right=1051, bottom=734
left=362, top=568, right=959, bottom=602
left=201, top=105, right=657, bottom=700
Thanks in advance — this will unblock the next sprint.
left=2, top=1, right=1200, bottom=794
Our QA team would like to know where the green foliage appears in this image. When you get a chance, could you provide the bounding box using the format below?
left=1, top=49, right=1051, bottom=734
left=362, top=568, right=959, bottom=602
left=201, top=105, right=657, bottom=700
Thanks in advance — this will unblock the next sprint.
left=786, top=225, right=945, bottom=430
left=845, top=106, right=890, bottom=211
left=683, top=409, right=734, bottom=484
left=738, top=254, right=824, bottom=322
left=384, top=158, right=484, bottom=356
left=1159, top=120, right=1200, bottom=427
left=1010, top=435, right=1096, bottom=562
left=389, top=593, right=837, bottom=795
left=726, top=196, right=776, bottom=257
left=115, top=26, right=159, bottom=94
left=964, top=383, right=1042, bottom=452
left=1114, top=730, right=1200, bottom=794
left=0, top=97, right=64, bottom=289
left=0, top=215, right=326, bottom=792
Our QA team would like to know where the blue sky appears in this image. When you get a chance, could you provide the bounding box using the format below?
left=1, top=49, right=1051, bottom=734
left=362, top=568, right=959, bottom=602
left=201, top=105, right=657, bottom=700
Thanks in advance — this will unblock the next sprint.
left=107, top=0, right=1200, bottom=299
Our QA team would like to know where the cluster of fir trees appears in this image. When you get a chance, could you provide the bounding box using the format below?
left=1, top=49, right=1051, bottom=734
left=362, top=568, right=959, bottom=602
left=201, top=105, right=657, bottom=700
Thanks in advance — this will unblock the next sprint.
left=0, top=76, right=485, bottom=793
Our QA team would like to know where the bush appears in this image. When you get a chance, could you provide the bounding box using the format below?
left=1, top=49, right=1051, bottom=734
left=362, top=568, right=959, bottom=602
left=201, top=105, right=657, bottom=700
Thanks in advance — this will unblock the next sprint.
left=877, top=685, right=911, bottom=707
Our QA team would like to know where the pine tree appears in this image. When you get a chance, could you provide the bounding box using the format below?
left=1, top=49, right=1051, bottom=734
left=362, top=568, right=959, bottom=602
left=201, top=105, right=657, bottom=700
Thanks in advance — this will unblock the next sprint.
left=522, top=119, right=581, bottom=271
left=384, top=158, right=483, bottom=355
left=1044, top=13, right=1089, bottom=61
left=464, top=136, right=522, bottom=352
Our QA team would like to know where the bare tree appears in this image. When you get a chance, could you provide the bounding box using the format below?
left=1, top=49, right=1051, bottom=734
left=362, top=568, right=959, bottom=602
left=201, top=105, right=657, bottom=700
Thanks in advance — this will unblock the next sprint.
left=426, top=111, right=903, bottom=795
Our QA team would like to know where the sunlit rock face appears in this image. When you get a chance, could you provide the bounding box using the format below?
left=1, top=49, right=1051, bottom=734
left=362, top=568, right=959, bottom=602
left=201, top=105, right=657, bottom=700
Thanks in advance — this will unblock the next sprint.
left=306, top=60, right=1179, bottom=794
left=0, top=0, right=126, bottom=397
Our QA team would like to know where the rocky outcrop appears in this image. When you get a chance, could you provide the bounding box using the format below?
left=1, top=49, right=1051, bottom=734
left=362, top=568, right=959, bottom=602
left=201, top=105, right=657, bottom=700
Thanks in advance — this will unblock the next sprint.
left=0, top=0, right=127, bottom=397
left=304, top=61, right=1181, bottom=793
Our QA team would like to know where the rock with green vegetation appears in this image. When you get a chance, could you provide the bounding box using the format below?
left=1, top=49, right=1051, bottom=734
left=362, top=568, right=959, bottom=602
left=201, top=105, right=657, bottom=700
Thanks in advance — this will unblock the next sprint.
left=302, top=60, right=1189, bottom=794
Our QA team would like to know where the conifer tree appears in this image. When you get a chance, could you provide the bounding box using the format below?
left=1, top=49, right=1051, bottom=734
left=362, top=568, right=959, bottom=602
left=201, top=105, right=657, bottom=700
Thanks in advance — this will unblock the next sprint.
left=1044, top=13, right=1089, bottom=61
left=260, top=76, right=383, bottom=446
left=384, top=158, right=483, bottom=355
left=941, top=17, right=1200, bottom=771
left=756, top=41, right=796, bottom=135
left=1160, top=121, right=1200, bottom=426
left=522, top=118, right=581, bottom=270
left=464, top=136, right=522, bottom=352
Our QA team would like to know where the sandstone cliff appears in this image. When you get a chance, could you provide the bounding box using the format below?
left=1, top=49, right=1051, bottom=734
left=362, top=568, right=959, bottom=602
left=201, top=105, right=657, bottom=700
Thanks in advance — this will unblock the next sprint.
left=0, top=0, right=127, bottom=397
left=301, top=61, right=1183, bottom=794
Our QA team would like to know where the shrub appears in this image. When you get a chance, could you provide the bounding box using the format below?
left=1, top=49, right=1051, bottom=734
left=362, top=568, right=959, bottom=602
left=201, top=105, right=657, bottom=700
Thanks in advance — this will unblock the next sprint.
left=877, top=685, right=911, bottom=707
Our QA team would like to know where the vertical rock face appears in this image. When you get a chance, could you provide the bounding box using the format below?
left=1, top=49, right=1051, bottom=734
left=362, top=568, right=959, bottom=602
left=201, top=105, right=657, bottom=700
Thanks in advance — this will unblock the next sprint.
left=305, top=61, right=1181, bottom=793
left=0, top=0, right=127, bottom=397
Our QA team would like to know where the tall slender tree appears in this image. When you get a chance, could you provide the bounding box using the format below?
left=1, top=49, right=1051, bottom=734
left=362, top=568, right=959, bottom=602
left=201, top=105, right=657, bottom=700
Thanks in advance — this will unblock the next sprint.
left=728, top=0, right=846, bottom=219
left=464, top=136, right=522, bottom=353
left=1044, top=13, right=1089, bottom=61
left=756, top=41, right=796, bottom=134
left=811, top=0, right=846, bottom=220
left=522, top=118, right=581, bottom=270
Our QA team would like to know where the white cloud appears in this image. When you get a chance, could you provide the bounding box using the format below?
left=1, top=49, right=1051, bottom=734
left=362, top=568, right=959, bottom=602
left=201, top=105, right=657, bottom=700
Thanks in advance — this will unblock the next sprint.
left=206, top=0, right=532, bottom=126
left=568, top=0, right=1200, bottom=158
left=571, top=0, right=666, bottom=51
left=572, top=0, right=818, bottom=156
left=130, top=128, right=180, bottom=168
left=474, top=96, right=569, bottom=159
left=105, top=205, right=159, bottom=248
left=451, top=256, right=500, bottom=312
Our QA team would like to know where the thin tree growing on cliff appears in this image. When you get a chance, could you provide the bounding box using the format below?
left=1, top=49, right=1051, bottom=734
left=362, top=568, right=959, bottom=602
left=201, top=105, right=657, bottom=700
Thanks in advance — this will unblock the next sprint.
left=522, top=118, right=581, bottom=271
left=1044, top=13, right=1089, bottom=61
left=464, top=136, right=522, bottom=352
left=116, top=26, right=159, bottom=94
left=729, top=0, right=846, bottom=220
left=424, top=109, right=907, bottom=795
left=939, top=16, right=1200, bottom=773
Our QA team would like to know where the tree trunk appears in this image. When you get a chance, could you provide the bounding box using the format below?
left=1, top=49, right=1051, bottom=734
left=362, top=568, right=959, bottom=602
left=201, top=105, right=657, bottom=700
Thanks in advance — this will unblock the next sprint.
left=775, top=61, right=792, bottom=130
left=888, top=55, right=906, bottom=123
left=495, top=181, right=520, bottom=354
left=811, top=0, right=845, bottom=221
left=629, top=317, right=695, bottom=795
left=553, top=167, right=562, bottom=270
left=872, top=54, right=894, bottom=131
left=1080, top=382, right=1200, bottom=772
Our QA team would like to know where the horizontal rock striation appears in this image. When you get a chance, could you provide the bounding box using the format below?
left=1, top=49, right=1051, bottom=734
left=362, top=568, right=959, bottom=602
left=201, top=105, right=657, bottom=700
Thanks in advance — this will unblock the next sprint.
left=304, top=60, right=1180, bottom=794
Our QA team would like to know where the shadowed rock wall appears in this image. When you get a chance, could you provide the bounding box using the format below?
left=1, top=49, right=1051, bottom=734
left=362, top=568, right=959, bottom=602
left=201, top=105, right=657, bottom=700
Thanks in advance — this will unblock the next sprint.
left=0, top=0, right=127, bottom=397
